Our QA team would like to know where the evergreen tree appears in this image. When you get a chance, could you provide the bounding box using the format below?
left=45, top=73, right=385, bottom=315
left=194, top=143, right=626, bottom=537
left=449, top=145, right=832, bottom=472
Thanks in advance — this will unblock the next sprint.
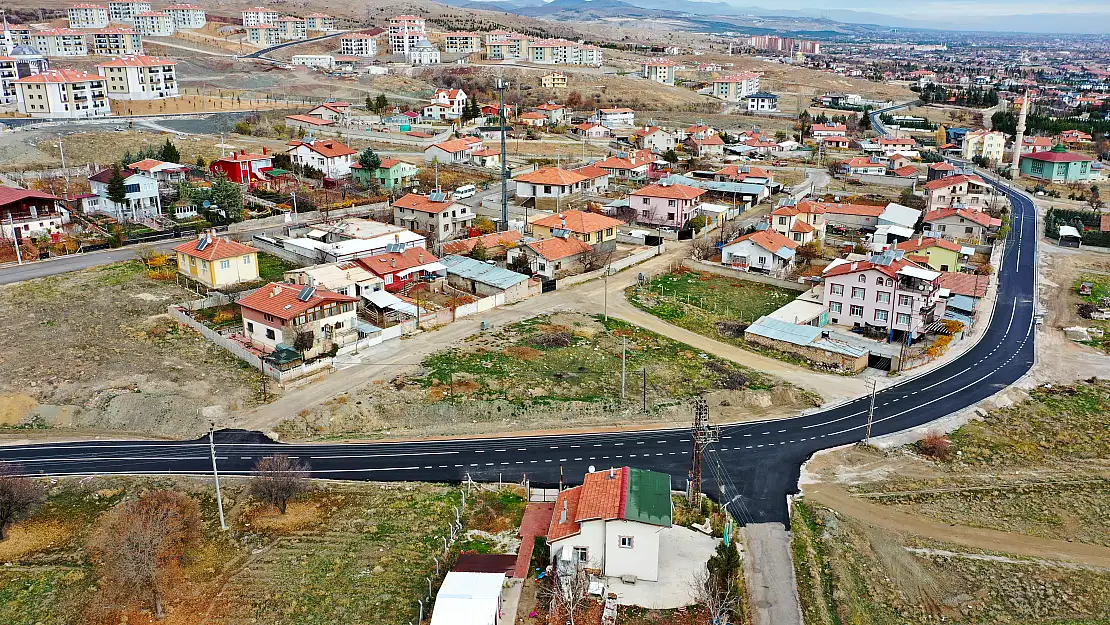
left=375, top=93, right=388, bottom=114
left=106, top=164, right=128, bottom=208
left=209, top=174, right=243, bottom=223
left=159, top=138, right=180, bottom=163
left=358, top=147, right=381, bottom=171
left=663, top=148, right=678, bottom=164
left=196, top=155, right=207, bottom=168
left=470, top=239, right=489, bottom=261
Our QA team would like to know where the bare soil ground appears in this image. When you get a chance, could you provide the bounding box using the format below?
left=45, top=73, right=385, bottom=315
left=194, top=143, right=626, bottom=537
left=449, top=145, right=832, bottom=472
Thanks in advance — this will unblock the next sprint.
left=0, top=260, right=259, bottom=438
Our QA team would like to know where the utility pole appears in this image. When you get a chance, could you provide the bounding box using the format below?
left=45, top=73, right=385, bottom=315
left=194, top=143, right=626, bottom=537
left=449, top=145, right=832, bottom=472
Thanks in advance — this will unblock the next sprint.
left=208, top=423, right=227, bottom=530
left=7, top=214, right=23, bottom=265
left=642, top=368, right=647, bottom=412
left=688, top=397, right=720, bottom=507
left=620, top=337, right=627, bottom=398
left=864, top=378, right=878, bottom=445
left=603, top=267, right=609, bottom=321
left=497, top=78, right=509, bottom=231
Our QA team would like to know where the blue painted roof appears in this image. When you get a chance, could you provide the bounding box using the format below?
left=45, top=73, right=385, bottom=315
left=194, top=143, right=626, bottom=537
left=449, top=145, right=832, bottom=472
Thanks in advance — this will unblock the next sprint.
left=946, top=294, right=977, bottom=313
left=745, top=316, right=869, bottom=357
left=944, top=310, right=974, bottom=326
left=441, top=254, right=529, bottom=289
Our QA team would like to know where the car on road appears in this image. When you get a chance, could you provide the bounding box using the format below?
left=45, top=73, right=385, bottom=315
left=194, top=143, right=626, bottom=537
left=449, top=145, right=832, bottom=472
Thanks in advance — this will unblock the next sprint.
left=454, top=184, right=476, bottom=200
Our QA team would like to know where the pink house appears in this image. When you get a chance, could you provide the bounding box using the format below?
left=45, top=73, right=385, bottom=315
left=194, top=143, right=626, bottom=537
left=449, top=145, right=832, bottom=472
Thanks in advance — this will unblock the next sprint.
left=822, top=253, right=945, bottom=342
left=629, top=183, right=706, bottom=228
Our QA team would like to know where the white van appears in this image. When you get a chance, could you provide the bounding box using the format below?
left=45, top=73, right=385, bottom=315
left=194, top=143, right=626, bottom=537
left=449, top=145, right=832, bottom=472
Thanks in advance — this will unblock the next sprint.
left=454, top=184, right=477, bottom=200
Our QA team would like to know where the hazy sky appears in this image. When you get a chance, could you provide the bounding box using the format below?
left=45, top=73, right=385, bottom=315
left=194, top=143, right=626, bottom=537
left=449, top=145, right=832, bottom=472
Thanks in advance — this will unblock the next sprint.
left=722, top=0, right=1110, bottom=17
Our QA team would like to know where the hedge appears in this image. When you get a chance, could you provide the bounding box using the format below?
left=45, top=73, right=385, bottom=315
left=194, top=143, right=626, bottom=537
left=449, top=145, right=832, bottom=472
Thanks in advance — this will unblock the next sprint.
left=1045, top=207, right=1110, bottom=247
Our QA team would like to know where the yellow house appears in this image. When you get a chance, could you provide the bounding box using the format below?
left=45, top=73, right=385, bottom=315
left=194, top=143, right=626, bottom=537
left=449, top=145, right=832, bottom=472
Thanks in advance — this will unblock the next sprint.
left=894, top=236, right=965, bottom=272
left=173, top=233, right=260, bottom=288
left=530, top=209, right=625, bottom=252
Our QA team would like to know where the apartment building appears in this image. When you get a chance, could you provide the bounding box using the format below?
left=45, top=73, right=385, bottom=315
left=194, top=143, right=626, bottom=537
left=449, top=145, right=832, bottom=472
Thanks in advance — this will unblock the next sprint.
left=275, top=16, right=307, bottom=41
left=823, top=253, right=944, bottom=341
left=242, top=6, right=279, bottom=27
left=245, top=24, right=281, bottom=47
left=443, top=32, right=483, bottom=54
left=96, top=54, right=177, bottom=100
left=961, top=129, right=1006, bottom=163
left=303, top=13, right=335, bottom=31
left=340, top=33, right=377, bottom=57
left=528, top=39, right=603, bottom=66
left=388, top=15, right=426, bottom=55
left=163, top=5, right=206, bottom=30
left=133, top=12, right=175, bottom=37
left=68, top=4, right=110, bottom=29
left=0, top=49, right=49, bottom=104
left=640, top=58, right=677, bottom=86
left=107, top=0, right=151, bottom=23
left=15, top=68, right=110, bottom=118
left=711, top=72, right=760, bottom=102
left=31, top=29, right=88, bottom=57
left=87, top=26, right=143, bottom=55
left=923, top=174, right=994, bottom=211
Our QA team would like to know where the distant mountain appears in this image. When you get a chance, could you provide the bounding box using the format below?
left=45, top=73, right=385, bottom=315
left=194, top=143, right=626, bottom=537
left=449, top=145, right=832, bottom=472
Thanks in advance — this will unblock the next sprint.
left=516, top=0, right=676, bottom=18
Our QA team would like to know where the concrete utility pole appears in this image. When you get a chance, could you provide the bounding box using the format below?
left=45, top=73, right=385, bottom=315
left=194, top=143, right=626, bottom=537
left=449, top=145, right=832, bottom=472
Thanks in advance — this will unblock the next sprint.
left=620, top=337, right=627, bottom=398
left=688, top=397, right=720, bottom=507
left=497, top=78, right=509, bottom=231
left=1010, top=91, right=1029, bottom=175
left=208, top=423, right=227, bottom=531
left=864, top=379, right=878, bottom=445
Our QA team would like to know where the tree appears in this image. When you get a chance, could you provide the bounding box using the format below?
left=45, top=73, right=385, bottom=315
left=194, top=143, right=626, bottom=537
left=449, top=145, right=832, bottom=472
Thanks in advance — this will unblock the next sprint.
left=538, top=560, right=594, bottom=625
left=375, top=93, right=388, bottom=115
left=690, top=564, right=742, bottom=625
left=195, top=155, right=206, bottom=168
left=0, top=463, right=46, bottom=541
left=470, top=238, right=489, bottom=261
left=91, top=491, right=201, bottom=619
left=581, top=246, right=612, bottom=272
left=796, top=110, right=812, bottom=140
left=662, top=148, right=678, bottom=164
left=473, top=216, right=496, bottom=234
left=899, top=187, right=926, bottom=210
left=208, top=173, right=243, bottom=223
left=859, top=107, right=872, bottom=131
left=1089, top=185, right=1104, bottom=211
left=248, top=454, right=310, bottom=514
left=358, top=147, right=381, bottom=171
left=292, top=328, right=315, bottom=353
left=795, top=240, right=822, bottom=265
left=159, top=138, right=180, bottom=163
left=106, top=164, right=128, bottom=208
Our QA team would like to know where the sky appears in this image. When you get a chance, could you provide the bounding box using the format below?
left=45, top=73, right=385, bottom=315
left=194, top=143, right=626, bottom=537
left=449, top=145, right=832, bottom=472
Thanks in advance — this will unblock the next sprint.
left=726, top=0, right=1110, bottom=18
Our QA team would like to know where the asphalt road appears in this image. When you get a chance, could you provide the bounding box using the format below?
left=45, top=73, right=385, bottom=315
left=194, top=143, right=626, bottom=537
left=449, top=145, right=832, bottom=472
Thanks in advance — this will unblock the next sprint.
left=0, top=240, right=183, bottom=284
left=0, top=175, right=1036, bottom=526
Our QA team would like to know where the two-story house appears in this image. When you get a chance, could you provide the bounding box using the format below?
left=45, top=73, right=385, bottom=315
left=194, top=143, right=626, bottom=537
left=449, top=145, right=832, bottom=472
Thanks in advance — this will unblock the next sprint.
left=423, top=88, right=467, bottom=120
left=513, top=167, right=590, bottom=211
left=356, top=246, right=446, bottom=293
left=351, top=157, right=419, bottom=190
left=893, top=236, right=966, bottom=272
left=923, top=174, right=994, bottom=211
left=592, top=150, right=653, bottom=182
left=923, top=208, right=1000, bottom=244
left=530, top=209, right=624, bottom=252
left=506, top=234, right=593, bottom=279
left=812, top=123, right=848, bottom=138
left=173, top=232, right=259, bottom=289
left=238, top=282, right=359, bottom=357
left=769, top=200, right=826, bottom=244
left=423, top=137, right=482, bottom=164
left=629, top=183, right=705, bottom=228
left=839, top=156, right=888, bottom=177
left=720, top=228, right=799, bottom=276
left=822, top=251, right=945, bottom=342
left=87, top=166, right=161, bottom=221
left=631, top=126, right=676, bottom=154
left=391, top=192, right=474, bottom=241
left=286, top=138, right=356, bottom=179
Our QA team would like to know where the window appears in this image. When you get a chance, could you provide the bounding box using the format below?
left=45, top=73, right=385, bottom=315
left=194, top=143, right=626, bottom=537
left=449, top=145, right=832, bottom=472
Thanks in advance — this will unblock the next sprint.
left=265, top=328, right=275, bottom=340
left=851, top=287, right=865, bottom=299
left=875, top=277, right=884, bottom=285
left=667, top=213, right=675, bottom=221
left=898, top=294, right=913, bottom=306
left=246, top=322, right=254, bottom=333
left=965, top=226, right=974, bottom=234
left=668, top=200, right=676, bottom=207
left=758, top=256, right=767, bottom=265
left=220, top=260, right=230, bottom=269
left=876, top=291, right=890, bottom=304
left=830, top=284, right=844, bottom=295
left=264, top=313, right=274, bottom=322
left=583, top=232, right=590, bottom=242
left=875, top=309, right=889, bottom=321
left=573, top=547, right=589, bottom=563
left=858, top=275, right=866, bottom=282
left=605, top=228, right=613, bottom=236
left=619, top=536, right=634, bottom=549
left=244, top=255, right=251, bottom=264
left=897, top=313, right=911, bottom=325
left=849, top=305, right=864, bottom=317
left=830, top=301, right=842, bottom=313
left=642, top=197, right=650, bottom=205
left=189, top=257, right=196, bottom=266
left=544, top=185, right=552, bottom=194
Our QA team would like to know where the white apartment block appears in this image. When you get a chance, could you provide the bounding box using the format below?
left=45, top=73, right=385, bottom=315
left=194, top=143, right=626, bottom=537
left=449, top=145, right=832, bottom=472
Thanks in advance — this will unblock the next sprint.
left=68, top=4, right=110, bottom=29
left=528, top=39, right=603, bottom=66
left=97, top=54, right=177, bottom=100
left=245, top=25, right=281, bottom=47
left=291, top=54, right=334, bottom=69
left=444, top=32, right=483, bottom=54
left=133, top=12, right=175, bottom=37
left=164, top=5, right=207, bottom=30
left=242, top=7, right=279, bottom=27
left=388, top=15, right=426, bottom=55
left=88, top=26, right=143, bottom=55
left=0, top=55, right=48, bottom=104
left=641, top=59, right=676, bottom=85
left=711, top=72, right=760, bottom=101
left=31, top=30, right=89, bottom=57
left=108, top=1, right=151, bottom=23
left=340, top=33, right=377, bottom=57
left=303, top=13, right=335, bottom=31
left=16, top=68, right=111, bottom=118
left=275, top=17, right=307, bottom=41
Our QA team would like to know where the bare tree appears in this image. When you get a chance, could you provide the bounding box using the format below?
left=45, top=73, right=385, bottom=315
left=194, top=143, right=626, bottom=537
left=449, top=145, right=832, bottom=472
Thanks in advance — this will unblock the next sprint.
left=91, top=491, right=201, bottom=619
left=0, top=463, right=46, bottom=541
left=580, top=246, right=613, bottom=272
left=691, top=236, right=719, bottom=261
left=690, top=566, right=742, bottom=624
left=538, top=557, right=595, bottom=625
left=248, top=454, right=310, bottom=514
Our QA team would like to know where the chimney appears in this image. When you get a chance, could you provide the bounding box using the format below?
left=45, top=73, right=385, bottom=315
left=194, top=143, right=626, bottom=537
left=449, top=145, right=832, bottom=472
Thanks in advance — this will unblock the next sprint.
left=262, top=146, right=268, bottom=155
left=270, top=285, right=281, bottom=297
left=418, top=252, right=424, bottom=263
left=394, top=234, right=400, bottom=242
left=391, top=257, right=396, bottom=268
left=609, top=466, right=615, bottom=479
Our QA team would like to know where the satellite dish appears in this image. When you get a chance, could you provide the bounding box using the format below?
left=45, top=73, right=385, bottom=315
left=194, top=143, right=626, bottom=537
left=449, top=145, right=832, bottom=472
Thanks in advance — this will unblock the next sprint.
left=588, top=465, right=596, bottom=473
left=202, top=200, right=211, bottom=208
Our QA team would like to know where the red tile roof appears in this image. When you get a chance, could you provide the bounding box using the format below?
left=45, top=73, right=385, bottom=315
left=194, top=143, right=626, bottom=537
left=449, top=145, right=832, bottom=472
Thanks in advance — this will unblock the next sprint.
left=96, top=55, right=176, bottom=67
left=392, top=193, right=453, bottom=214
left=573, top=164, right=609, bottom=180
left=922, top=174, right=987, bottom=191
left=1021, top=149, right=1092, bottom=163
left=815, top=202, right=885, bottom=217
left=824, top=258, right=915, bottom=280
left=548, top=487, right=583, bottom=541
left=15, top=69, right=102, bottom=84
left=716, top=164, right=772, bottom=181
left=548, top=468, right=632, bottom=541
left=533, top=209, right=624, bottom=234
left=725, top=229, right=799, bottom=254
left=892, top=166, right=919, bottom=178
left=441, top=231, right=523, bottom=255
left=630, top=183, right=705, bottom=201
left=790, top=220, right=815, bottom=233
left=356, top=247, right=441, bottom=277
left=285, top=114, right=334, bottom=126
left=939, top=271, right=988, bottom=298
left=525, top=235, right=592, bottom=261
left=0, top=187, right=60, bottom=206
left=287, top=139, right=356, bottom=158
left=928, top=162, right=956, bottom=171
left=895, top=236, right=963, bottom=253
left=923, top=208, right=998, bottom=228
left=173, top=235, right=258, bottom=261
left=428, top=137, right=480, bottom=154
left=237, top=282, right=358, bottom=321
left=514, top=167, right=588, bottom=186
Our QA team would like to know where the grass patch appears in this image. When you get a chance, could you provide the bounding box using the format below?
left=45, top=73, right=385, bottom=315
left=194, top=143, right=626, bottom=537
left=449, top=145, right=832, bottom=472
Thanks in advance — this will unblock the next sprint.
left=257, top=251, right=298, bottom=282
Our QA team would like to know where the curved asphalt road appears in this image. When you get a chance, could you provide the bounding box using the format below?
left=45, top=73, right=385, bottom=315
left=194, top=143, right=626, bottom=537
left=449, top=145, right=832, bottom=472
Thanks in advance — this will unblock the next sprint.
left=0, top=183, right=1036, bottom=526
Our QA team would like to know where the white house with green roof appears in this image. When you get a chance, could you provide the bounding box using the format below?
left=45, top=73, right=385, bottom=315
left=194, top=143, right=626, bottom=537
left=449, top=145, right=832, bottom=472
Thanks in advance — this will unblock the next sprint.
left=547, top=466, right=673, bottom=582
left=351, top=157, right=419, bottom=190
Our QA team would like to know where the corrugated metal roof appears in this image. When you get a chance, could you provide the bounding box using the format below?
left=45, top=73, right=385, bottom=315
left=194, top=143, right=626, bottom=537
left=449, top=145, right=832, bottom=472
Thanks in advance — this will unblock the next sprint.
left=658, top=174, right=766, bottom=195
left=746, top=316, right=869, bottom=357
left=441, top=254, right=528, bottom=289
left=946, top=294, right=977, bottom=313
left=623, top=468, right=672, bottom=527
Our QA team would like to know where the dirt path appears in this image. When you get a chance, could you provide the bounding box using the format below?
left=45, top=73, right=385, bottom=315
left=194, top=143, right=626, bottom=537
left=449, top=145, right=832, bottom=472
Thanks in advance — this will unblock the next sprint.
left=805, top=484, right=1110, bottom=568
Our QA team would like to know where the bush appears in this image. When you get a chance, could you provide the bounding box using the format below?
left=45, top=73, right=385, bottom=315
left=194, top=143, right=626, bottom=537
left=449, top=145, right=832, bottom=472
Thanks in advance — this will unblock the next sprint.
left=916, top=432, right=954, bottom=461
left=1078, top=303, right=1098, bottom=319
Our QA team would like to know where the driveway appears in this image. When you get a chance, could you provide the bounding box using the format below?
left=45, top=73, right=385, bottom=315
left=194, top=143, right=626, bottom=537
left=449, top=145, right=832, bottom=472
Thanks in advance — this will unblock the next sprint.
left=604, top=525, right=718, bottom=608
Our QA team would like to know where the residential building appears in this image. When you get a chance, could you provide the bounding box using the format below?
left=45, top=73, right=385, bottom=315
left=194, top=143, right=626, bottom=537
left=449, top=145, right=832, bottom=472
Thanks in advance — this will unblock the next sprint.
left=926, top=161, right=957, bottom=181
left=0, top=187, right=67, bottom=239
left=15, top=68, right=109, bottom=118
left=923, top=174, right=993, bottom=211
left=340, top=33, right=377, bottom=57
left=237, top=282, right=359, bottom=356
left=632, top=126, right=676, bottom=154
left=865, top=137, right=919, bottom=157
left=87, top=26, right=143, bottom=56
left=305, top=101, right=349, bottom=123
left=530, top=209, right=624, bottom=252
left=441, top=254, right=534, bottom=303
left=356, top=246, right=446, bottom=292
left=68, top=4, right=110, bottom=29
left=923, top=208, right=1000, bottom=244
left=812, top=123, right=848, bottom=138
left=164, top=5, right=206, bottom=29
left=571, top=122, right=611, bottom=140
left=721, top=229, right=799, bottom=276
left=443, top=32, right=482, bottom=54
left=391, top=192, right=474, bottom=241
left=710, top=72, right=760, bottom=102
left=128, top=158, right=188, bottom=183
left=173, top=232, right=259, bottom=289
left=960, top=129, right=1006, bottom=163
left=429, top=572, right=505, bottom=625
left=286, top=138, right=356, bottom=178
left=893, top=236, right=965, bottom=272
left=839, top=156, right=888, bottom=177
left=1020, top=136, right=1054, bottom=155
left=1059, top=129, right=1093, bottom=145
left=303, top=13, right=335, bottom=31
left=241, top=6, right=280, bottom=27
left=284, top=261, right=384, bottom=299
left=640, top=58, right=677, bottom=85
left=1019, top=145, right=1094, bottom=182
left=536, top=102, right=568, bottom=125
left=31, top=29, right=88, bottom=57
left=527, top=38, right=602, bottom=66
left=684, top=133, right=724, bottom=157
left=506, top=234, right=593, bottom=279
left=744, top=316, right=869, bottom=373
left=821, top=136, right=851, bottom=149
left=3, top=24, right=33, bottom=48
left=629, top=183, right=705, bottom=228
left=541, top=71, right=566, bottom=88
left=96, top=55, right=178, bottom=100
left=518, top=111, right=547, bottom=127
left=275, top=17, right=307, bottom=41
left=0, top=50, right=49, bottom=105
left=714, top=164, right=773, bottom=184
left=547, top=467, right=673, bottom=582
left=424, top=136, right=482, bottom=164
left=769, top=200, right=826, bottom=244
left=351, top=157, right=418, bottom=190
left=513, top=167, right=590, bottom=211
left=596, top=107, right=634, bottom=128
left=107, top=0, right=151, bottom=23
left=822, top=252, right=945, bottom=341
left=290, top=54, right=334, bottom=69
left=87, top=166, right=161, bottom=220
left=744, top=91, right=779, bottom=112
left=441, top=230, right=523, bottom=260
left=423, top=87, right=466, bottom=120
left=128, top=12, right=172, bottom=37
left=209, top=150, right=274, bottom=184
left=817, top=201, right=886, bottom=230
left=245, top=24, right=281, bottom=47
left=388, top=15, right=426, bottom=55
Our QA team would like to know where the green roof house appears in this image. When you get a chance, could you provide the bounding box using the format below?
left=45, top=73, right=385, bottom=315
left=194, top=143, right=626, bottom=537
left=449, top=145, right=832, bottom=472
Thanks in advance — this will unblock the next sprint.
left=351, top=157, right=420, bottom=190
left=1019, top=144, right=1094, bottom=183
left=547, top=466, right=674, bottom=582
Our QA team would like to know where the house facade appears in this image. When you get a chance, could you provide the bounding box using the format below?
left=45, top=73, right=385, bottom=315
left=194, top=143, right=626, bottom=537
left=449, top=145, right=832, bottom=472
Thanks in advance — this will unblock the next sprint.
left=745, top=92, right=779, bottom=112
left=1019, top=145, right=1093, bottom=182
left=96, top=54, right=178, bottom=100
left=340, top=33, right=377, bottom=57
left=69, top=4, right=110, bottom=29
left=238, top=282, right=359, bottom=357
left=424, top=137, right=482, bottom=164
left=710, top=72, right=760, bottom=101
left=629, top=183, right=705, bottom=228
left=822, top=253, right=945, bottom=341
left=108, top=0, right=151, bottom=23
left=513, top=167, right=590, bottom=211
left=164, top=5, right=206, bottom=29
left=286, top=138, right=356, bottom=178
left=15, top=68, right=109, bottom=118
left=893, top=236, right=965, bottom=272
left=173, top=232, right=259, bottom=289
left=923, top=208, right=999, bottom=244
left=597, top=107, right=635, bottom=128
left=210, top=150, right=273, bottom=184
left=507, top=235, right=593, bottom=279
left=351, top=158, right=418, bottom=189
left=960, top=129, right=1006, bottom=163
left=721, top=229, right=799, bottom=276
left=0, top=187, right=67, bottom=239
left=87, top=167, right=161, bottom=221
left=769, top=200, right=825, bottom=244
left=633, top=127, right=676, bottom=154
left=923, top=174, right=993, bottom=211
left=640, top=58, right=677, bottom=85
left=356, top=247, right=446, bottom=293
left=133, top=12, right=174, bottom=37
left=530, top=209, right=623, bottom=252
left=88, top=26, right=143, bottom=56
left=391, top=192, right=474, bottom=240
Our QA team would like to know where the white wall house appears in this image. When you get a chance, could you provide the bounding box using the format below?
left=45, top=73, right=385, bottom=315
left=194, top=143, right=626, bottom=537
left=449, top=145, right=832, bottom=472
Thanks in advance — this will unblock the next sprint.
left=68, top=4, right=110, bottom=29
left=16, top=69, right=110, bottom=118
left=340, top=33, right=377, bottom=57
left=291, top=54, right=335, bottom=69
left=96, top=55, right=178, bottom=100
left=286, top=138, right=356, bottom=178
left=133, top=12, right=175, bottom=36
left=164, top=5, right=206, bottom=30
left=721, top=229, right=799, bottom=277
left=87, top=167, right=161, bottom=221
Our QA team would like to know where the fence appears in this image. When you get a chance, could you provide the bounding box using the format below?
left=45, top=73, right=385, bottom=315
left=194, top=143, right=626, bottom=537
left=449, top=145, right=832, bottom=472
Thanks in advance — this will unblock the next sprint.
left=857, top=174, right=917, bottom=188
left=559, top=244, right=667, bottom=287
left=250, top=236, right=318, bottom=267
left=682, top=259, right=810, bottom=292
